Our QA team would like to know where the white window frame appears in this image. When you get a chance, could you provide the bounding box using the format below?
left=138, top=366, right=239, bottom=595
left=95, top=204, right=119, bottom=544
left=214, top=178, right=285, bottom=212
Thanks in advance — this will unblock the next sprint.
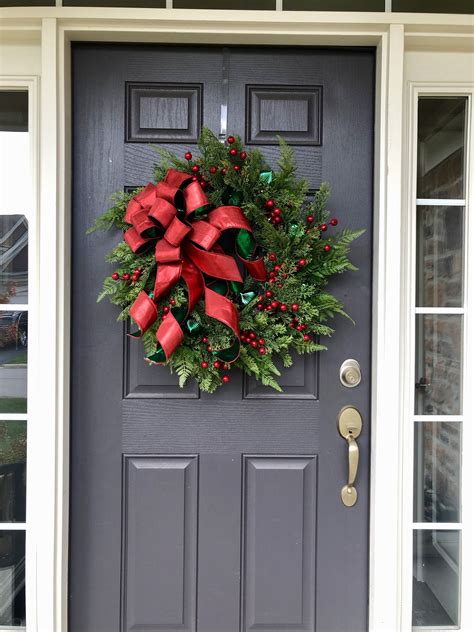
left=400, top=82, right=474, bottom=632
left=0, top=8, right=472, bottom=632
left=0, top=75, right=38, bottom=632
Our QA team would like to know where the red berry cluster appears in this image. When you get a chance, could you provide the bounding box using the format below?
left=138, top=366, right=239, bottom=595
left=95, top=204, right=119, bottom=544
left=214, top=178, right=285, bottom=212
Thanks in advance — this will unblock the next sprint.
left=111, top=268, right=142, bottom=283
left=227, top=135, right=246, bottom=172
left=265, top=199, right=284, bottom=226
left=200, top=336, right=230, bottom=383
left=289, top=316, right=311, bottom=341
left=240, top=330, right=266, bottom=355
left=184, top=152, right=208, bottom=189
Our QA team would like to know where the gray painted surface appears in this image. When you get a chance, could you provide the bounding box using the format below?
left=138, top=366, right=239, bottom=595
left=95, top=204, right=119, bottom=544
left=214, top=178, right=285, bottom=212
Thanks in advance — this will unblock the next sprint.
left=70, top=45, right=374, bottom=632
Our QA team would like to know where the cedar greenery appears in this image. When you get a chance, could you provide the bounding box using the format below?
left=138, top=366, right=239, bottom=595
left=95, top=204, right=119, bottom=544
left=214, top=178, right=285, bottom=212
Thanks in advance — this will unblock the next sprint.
left=90, top=128, right=364, bottom=393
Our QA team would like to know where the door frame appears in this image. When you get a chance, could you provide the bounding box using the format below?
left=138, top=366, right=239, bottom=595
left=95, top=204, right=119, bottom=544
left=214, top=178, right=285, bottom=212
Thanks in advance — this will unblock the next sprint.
left=1, top=8, right=472, bottom=632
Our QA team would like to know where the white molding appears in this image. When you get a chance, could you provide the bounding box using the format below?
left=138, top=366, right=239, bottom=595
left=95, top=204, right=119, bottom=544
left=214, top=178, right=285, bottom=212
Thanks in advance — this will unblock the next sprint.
left=1, top=12, right=472, bottom=632
left=369, top=23, right=405, bottom=632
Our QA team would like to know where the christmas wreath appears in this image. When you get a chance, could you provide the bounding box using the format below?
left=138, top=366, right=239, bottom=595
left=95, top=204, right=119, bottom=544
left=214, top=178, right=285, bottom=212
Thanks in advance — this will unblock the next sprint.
left=89, top=129, right=363, bottom=393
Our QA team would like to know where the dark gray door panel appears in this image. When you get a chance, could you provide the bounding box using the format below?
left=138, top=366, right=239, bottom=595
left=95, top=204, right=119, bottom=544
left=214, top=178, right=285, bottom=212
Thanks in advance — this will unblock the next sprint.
left=70, top=44, right=374, bottom=632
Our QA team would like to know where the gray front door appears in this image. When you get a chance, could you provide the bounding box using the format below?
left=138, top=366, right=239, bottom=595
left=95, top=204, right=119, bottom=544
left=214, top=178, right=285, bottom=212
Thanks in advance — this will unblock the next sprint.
left=70, top=44, right=374, bottom=632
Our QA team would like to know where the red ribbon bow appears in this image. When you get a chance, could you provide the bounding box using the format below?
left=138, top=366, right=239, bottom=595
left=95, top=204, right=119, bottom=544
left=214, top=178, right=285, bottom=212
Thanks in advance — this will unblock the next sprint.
left=123, top=169, right=266, bottom=362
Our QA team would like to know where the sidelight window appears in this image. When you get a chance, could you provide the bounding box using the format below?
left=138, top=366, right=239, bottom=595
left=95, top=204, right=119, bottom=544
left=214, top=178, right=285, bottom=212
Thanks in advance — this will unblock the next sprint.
left=0, top=89, right=30, bottom=629
left=412, top=96, right=468, bottom=630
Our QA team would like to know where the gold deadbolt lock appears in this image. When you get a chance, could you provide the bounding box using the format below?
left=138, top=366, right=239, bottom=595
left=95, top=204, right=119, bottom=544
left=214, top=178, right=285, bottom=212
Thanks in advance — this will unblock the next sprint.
left=337, top=406, right=363, bottom=507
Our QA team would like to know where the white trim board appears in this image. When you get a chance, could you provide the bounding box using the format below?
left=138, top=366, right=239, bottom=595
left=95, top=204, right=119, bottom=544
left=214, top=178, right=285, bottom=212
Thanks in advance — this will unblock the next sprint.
left=0, top=13, right=472, bottom=632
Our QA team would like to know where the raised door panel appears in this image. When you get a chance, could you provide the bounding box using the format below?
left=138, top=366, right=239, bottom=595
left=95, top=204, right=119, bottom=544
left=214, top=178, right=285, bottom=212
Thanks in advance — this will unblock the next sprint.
left=122, top=456, right=198, bottom=632
left=241, top=456, right=318, bottom=631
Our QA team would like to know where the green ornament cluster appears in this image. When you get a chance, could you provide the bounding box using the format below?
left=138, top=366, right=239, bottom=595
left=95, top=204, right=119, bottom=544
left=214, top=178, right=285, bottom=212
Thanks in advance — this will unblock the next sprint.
left=89, top=128, right=364, bottom=393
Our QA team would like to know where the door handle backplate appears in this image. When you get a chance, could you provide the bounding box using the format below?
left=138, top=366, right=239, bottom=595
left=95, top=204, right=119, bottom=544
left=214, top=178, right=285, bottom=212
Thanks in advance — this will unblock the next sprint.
left=338, top=406, right=363, bottom=507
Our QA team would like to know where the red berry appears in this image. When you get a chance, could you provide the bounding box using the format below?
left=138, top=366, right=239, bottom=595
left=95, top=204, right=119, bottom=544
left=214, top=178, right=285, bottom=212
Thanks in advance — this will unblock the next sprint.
left=269, top=253, right=277, bottom=261
left=184, top=152, right=192, bottom=160
left=271, top=300, right=279, bottom=309
left=303, top=334, right=311, bottom=342
left=192, top=176, right=198, bottom=182
left=163, top=305, right=170, bottom=314
left=291, top=303, right=299, bottom=312
left=221, top=167, right=227, bottom=175
left=265, top=200, right=274, bottom=209
left=222, top=374, right=230, bottom=383
left=274, top=216, right=282, bottom=224
left=289, top=322, right=295, bottom=328
left=324, top=244, right=331, bottom=252
left=273, top=208, right=282, bottom=216
left=213, top=360, right=221, bottom=369
left=251, top=340, right=258, bottom=348
left=209, top=165, right=217, bottom=174
left=170, top=298, right=176, bottom=306
left=258, top=347, right=266, bottom=355
left=122, top=273, right=131, bottom=281
left=258, top=338, right=265, bottom=345
left=265, top=290, right=273, bottom=298
left=227, top=135, right=235, bottom=144
left=269, top=271, right=276, bottom=278
left=191, top=164, right=200, bottom=173
left=298, top=258, right=306, bottom=267
left=201, top=361, right=209, bottom=369
left=206, top=345, right=212, bottom=352
left=111, top=272, right=119, bottom=280
left=307, top=215, right=314, bottom=223
left=277, top=283, right=283, bottom=288
left=269, top=278, right=276, bottom=283
left=249, top=332, right=256, bottom=339
left=257, top=303, right=264, bottom=311
left=201, top=336, right=208, bottom=344
left=274, top=264, right=281, bottom=272
left=240, top=151, right=247, bottom=160
left=200, top=179, right=206, bottom=188
left=320, top=223, right=328, bottom=232
left=296, top=324, right=303, bottom=331
left=265, top=305, right=272, bottom=311
left=330, top=218, right=338, bottom=226
left=229, top=148, right=238, bottom=157
left=280, top=304, right=288, bottom=312
left=233, top=165, right=240, bottom=172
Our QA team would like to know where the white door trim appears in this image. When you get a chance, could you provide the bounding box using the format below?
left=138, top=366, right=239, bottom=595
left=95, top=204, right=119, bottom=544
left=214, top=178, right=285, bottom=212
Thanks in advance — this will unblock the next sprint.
left=0, top=9, right=471, bottom=631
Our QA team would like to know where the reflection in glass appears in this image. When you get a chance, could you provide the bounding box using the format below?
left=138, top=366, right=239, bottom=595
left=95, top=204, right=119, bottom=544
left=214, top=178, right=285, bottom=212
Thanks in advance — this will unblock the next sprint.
left=0, top=422, right=26, bottom=523
left=417, top=97, right=466, bottom=200
left=416, top=206, right=463, bottom=308
left=284, top=0, right=383, bottom=8
left=414, top=422, right=460, bottom=523
left=0, top=531, right=25, bottom=626
left=413, top=530, right=460, bottom=627
left=0, top=312, right=27, bottom=413
left=0, top=216, right=28, bottom=304
left=415, top=315, right=462, bottom=416
left=0, top=92, right=28, bottom=133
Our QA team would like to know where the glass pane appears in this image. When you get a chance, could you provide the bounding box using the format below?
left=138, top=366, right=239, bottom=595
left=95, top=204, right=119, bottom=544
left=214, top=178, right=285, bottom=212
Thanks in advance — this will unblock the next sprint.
left=0, top=92, right=27, bottom=133
left=0, top=123, right=30, bottom=218
left=0, top=531, right=25, bottom=626
left=416, top=206, right=463, bottom=308
left=417, top=97, right=466, bottom=199
left=64, top=0, right=165, bottom=4
left=174, top=0, right=275, bottom=7
left=414, top=422, right=460, bottom=523
left=394, top=0, right=473, bottom=13
left=415, top=315, right=462, bottom=416
left=284, top=0, right=383, bottom=9
left=413, top=530, right=460, bottom=627
left=0, top=421, right=26, bottom=523
left=0, top=311, right=27, bottom=414
left=0, top=216, right=28, bottom=304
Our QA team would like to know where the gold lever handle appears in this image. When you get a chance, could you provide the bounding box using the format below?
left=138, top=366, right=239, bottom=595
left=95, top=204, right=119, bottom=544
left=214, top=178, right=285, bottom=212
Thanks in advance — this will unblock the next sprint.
left=338, top=406, right=363, bottom=507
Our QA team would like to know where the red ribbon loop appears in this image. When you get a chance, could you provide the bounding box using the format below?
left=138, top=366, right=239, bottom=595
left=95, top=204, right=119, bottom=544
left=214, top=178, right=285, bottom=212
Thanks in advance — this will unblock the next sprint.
left=125, top=169, right=266, bottom=362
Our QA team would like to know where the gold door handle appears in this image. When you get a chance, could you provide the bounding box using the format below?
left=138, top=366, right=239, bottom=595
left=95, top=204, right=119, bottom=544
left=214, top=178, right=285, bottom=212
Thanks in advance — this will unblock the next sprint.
left=338, top=406, right=363, bottom=507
